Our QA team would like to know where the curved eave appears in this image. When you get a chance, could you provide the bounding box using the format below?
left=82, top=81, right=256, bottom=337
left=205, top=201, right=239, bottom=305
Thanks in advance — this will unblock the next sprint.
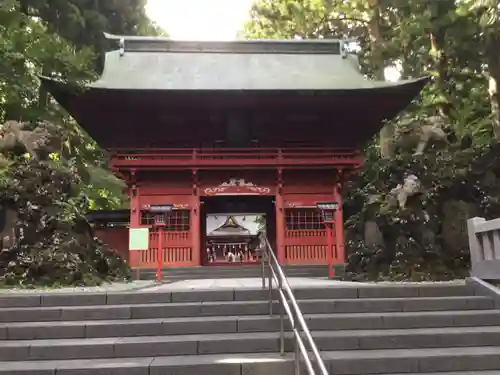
left=41, top=76, right=429, bottom=149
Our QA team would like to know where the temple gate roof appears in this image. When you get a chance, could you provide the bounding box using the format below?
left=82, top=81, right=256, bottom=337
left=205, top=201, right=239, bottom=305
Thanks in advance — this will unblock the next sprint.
left=84, top=34, right=425, bottom=91
left=41, top=33, right=429, bottom=149
left=208, top=215, right=251, bottom=237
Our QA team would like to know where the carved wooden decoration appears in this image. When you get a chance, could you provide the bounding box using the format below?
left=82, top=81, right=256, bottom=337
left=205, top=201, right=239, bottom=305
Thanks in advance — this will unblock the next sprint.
left=142, top=203, right=190, bottom=210
left=203, top=178, right=271, bottom=196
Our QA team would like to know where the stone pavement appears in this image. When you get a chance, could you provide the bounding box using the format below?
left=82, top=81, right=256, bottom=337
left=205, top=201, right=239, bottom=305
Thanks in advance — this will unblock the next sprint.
left=0, top=276, right=465, bottom=295
left=144, top=277, right=359, bottom=291
left=143, top=277, right=465, bottom=292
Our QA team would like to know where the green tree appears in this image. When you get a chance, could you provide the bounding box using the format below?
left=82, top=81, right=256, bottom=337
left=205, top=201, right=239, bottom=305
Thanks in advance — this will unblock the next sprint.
left=0, top=0, right=95, bottom=123
left=243, top=0, right=495, bottom=152
left=1, top=0, right=165, bottom=212
left=243, top=0, right=500, bottom=280
left=0, top=0, right=161, bottom=286
left=462, top=0, right=500, bottom=139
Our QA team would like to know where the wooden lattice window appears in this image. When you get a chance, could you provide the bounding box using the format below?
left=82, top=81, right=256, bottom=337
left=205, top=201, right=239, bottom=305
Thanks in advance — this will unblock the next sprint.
left=285, top=208, right=323, bottom=230
left=140, top=210, right=190, bottom=231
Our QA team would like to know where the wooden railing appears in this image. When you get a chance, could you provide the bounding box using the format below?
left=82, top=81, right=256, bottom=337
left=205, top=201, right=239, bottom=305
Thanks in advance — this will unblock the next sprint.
left=284, top=229, right=333, bottom=264
left=467, top=217, right=500, bottom=279
left=109, top=148, right=363, bottom=169
left=129, top=230, right=195, bottom=268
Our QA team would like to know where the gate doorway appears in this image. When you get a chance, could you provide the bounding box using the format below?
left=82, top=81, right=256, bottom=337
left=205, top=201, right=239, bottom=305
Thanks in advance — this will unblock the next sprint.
left=200, top=195, right=276, bottom=266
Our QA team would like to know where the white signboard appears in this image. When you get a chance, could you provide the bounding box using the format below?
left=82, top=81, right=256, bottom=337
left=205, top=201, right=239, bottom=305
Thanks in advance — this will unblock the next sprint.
left=129, top=228, right=149, bottom=251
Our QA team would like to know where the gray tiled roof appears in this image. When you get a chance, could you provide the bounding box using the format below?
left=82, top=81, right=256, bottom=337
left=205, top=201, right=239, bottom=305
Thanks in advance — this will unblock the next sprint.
left=90, top=34, right=419, bottom=91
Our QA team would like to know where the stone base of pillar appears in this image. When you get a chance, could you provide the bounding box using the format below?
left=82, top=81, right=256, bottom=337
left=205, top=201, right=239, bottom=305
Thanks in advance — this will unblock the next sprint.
left=329, top=263, right=347, bottom=280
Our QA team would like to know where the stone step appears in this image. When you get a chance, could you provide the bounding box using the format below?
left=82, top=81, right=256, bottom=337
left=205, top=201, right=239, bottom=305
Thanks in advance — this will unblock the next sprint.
left=142, top=271, right=326, bottom=281
left=0, top=296, right=492, bottom=323
left=3, top=326, right=500, bottom=361
left=133, top=265, right=329, bottom=280
left=136, top=265, right=322, bottom=273
left=3, top=309, right=500, bottom=340
left=2, top=346, right=500, bottom=374
left=0, top=283, right=474, bottom=308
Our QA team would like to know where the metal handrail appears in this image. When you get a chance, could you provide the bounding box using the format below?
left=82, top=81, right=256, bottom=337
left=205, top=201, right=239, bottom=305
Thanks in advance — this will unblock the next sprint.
left=257, top=233, right=329, bottom=375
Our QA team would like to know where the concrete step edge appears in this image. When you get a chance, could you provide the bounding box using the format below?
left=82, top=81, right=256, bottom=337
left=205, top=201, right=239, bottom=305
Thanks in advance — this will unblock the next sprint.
left=3, top=308, right=497, bottom=327
left=0, top=294, right=485, bottom=310
left=0, top=297, right=494, bottom=324
left=2, top=347, right=500, bottom=374
left=4, top=335, right=500, bottom=363
left=0, top=284, right=474, bottom=308
left=4, top=325, right=500, bottom=346
left=3, top=309, right=500, bottom=339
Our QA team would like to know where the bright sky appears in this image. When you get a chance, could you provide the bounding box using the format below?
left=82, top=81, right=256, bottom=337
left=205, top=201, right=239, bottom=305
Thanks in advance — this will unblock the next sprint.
left=146, top=0, right=254, bottom=40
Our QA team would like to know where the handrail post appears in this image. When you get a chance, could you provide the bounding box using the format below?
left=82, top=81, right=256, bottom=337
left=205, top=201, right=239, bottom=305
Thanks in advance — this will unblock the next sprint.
left=260, top=248, right=265, bottom=289
left=279, top=275, right=285, bottom=356
left=268, top=254, right=273, bottom=315
left=294, top=328, right=301, bottom=375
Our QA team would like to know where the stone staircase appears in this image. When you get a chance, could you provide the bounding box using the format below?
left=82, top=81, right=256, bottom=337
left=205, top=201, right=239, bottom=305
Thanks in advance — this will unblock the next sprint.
left=1, top=282, right=500, bottom=374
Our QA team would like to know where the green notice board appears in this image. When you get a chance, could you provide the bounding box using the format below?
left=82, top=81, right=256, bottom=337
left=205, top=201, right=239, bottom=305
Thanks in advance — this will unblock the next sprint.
left=129, top=228, right=149, bottom=251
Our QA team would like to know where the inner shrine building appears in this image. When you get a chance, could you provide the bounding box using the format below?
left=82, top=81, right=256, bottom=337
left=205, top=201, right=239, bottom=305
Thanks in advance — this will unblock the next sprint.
left=42, top=33, right=427, bottom=272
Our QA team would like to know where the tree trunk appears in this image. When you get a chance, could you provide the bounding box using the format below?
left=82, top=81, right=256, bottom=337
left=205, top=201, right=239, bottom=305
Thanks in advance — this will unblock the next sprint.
left=486, top=33, right=500, bottom=141
left=38, top=66, right=50, bottom=110
left=428, top=0, right=455, bottom=117
left=367, top=0, right=392, bottom=158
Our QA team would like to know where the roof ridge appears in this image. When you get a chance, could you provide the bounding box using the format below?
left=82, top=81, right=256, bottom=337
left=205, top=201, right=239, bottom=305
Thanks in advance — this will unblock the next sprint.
left=103, top=33, right=342, bottom=55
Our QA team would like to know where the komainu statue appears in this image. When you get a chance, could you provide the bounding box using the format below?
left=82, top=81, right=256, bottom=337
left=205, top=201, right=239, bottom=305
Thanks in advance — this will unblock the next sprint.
left=394, top=115, right=448, bottom=155
left=0, top=121, right=62, bottom=160
left=390, top=174, right=422, bottom=209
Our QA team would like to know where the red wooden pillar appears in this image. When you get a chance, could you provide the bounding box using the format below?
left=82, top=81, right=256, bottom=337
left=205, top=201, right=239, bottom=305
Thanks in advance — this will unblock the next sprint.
left=128, top=174, right=140, bottom=269
left=129, top=171, right=140, bottom=228
left=129, top=185, right=140, bottom=228
left=191, top=197, right=201, bottom=266
left=275, top=194, right=285, bottom=264
left=276, top=169, right=286, bottom=264
left=333, top=177, right=345, bottom=264
left=191, top=171, right=201, bottom=266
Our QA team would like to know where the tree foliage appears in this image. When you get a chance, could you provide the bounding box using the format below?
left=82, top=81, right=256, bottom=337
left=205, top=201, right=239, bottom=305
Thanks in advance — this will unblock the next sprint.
left=244, top=0, right=500, bottom=280
left=0, top=0, right=162, bottom=286
left=0, top=157, right=130, bottom=286
left=244, top=0, right=499, bottom=151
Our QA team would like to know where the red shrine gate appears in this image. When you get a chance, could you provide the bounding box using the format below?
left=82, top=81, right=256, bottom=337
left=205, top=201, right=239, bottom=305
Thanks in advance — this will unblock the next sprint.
left=111, top=151, right=361, bottom=269
left=42, top=34, right=428, bottom=274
